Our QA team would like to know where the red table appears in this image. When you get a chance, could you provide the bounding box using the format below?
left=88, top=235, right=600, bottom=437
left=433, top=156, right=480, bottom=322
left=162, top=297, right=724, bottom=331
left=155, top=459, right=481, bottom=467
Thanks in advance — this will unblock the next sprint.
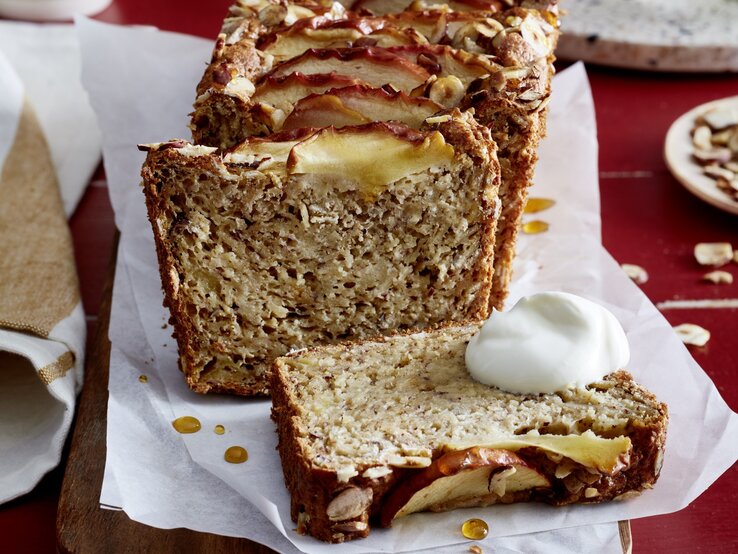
left=1, top=1, right=736, bottom=551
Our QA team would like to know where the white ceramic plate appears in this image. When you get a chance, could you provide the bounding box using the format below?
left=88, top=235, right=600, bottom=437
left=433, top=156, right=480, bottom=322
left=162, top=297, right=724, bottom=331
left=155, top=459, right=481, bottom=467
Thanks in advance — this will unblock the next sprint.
left=557, top=0, right=738, bottom=72
left=664, top=95, right=738, bottom=215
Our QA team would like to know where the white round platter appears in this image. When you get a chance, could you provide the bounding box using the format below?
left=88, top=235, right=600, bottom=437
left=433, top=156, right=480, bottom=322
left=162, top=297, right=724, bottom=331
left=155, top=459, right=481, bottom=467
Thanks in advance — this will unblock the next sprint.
left=664, top=95, right=738, bottom=215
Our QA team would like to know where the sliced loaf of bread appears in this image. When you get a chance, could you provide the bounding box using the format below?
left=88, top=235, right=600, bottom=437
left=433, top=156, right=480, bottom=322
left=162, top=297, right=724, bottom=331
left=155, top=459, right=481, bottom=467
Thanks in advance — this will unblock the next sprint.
left=190, top=0, right=560, bottom=309
left=141, top=113, right=500, bottom=395
left=271, top=323, right=668, bottom=542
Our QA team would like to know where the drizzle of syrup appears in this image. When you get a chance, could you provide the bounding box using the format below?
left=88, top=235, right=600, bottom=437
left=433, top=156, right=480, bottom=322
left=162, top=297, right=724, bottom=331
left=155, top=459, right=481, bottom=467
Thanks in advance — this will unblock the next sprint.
left=224, top=446, right=248, bottom=464
left=522, top=220, right=549, bottom=234
left=461, top=518, right=489, bottom=540
left=524, top=197, right=555, bottom=214
left=214, top=424, right=225, bottom=435
left=172, top=416, right=201, bottom=434
left=138, top=374, right=148, bottom=383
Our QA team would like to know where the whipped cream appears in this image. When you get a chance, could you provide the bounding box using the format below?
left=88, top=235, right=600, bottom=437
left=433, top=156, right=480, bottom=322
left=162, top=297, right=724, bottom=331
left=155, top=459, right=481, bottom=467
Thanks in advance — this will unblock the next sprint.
left=465, top=292, right=630, bottom=394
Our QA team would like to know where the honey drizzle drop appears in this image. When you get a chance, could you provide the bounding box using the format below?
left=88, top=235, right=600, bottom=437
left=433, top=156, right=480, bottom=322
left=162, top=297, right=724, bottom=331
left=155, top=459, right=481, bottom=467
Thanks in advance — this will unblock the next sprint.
left=214, top=424, right=225, bottom=435
left=461, top=518, right=489, bottom=540
left=522, top=220, right=549, bottom=234
left=138, top=374, right=148, bottom=383
left=524, top=197, right=555, bottom=214
left=172, top=416, right=201, bottom=434
left=224, top=446, right=249, bottom=464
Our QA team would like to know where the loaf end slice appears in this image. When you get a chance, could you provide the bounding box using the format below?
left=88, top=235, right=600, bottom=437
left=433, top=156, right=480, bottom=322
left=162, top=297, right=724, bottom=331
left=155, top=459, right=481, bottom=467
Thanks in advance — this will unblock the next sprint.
left=271, top=323, right=668, bottom=542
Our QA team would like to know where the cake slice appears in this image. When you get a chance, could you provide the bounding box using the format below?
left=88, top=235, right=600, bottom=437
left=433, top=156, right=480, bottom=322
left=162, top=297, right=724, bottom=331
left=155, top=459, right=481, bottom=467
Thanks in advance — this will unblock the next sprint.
left=140, top=112, right=499, bottom=395
left=271, top=324, right=668, bottom=543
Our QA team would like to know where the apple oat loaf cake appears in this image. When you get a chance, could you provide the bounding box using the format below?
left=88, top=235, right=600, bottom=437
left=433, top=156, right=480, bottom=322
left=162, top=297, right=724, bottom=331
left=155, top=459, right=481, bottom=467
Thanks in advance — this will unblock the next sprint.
left=271, top=324, right=668, bottom=543
left=189, top=0, right=560, bottom=309
left=140, top=113, right=500, bottom=395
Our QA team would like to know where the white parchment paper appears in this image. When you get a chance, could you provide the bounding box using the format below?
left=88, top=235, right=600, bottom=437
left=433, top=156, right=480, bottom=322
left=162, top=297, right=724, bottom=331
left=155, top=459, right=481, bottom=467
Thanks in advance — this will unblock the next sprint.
left=77, top=17, right=738, bottom=554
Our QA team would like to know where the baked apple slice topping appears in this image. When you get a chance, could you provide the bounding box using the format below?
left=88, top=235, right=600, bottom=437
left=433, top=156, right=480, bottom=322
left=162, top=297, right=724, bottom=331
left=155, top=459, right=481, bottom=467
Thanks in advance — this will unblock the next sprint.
left=261, top=25, right=429, bottom=63
left=252, top=72, right=370, bottom=113
left=263, top=47, right=431, bottom=94
left=282, top=85, right=444, bottom=131
left=352, top=0, right=507, bottom=16
left=387, top=44, right=498, bottom=85
left=286, top=122, right=455, bottom=196
left=379, top=447, right=549, bottom=526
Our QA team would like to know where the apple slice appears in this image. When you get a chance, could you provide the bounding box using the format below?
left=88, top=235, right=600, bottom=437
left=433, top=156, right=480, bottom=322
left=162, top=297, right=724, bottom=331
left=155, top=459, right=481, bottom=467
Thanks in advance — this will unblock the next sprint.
left=383, top=10, right=490, bottom=43
left=282, top=85, right=443, bottom=131
left=222, top=127, right=326, bottom=169
left=386, top=44, right=497, bottom=86
left=379, top=447, right=550, bottom=526
left=443, top=430, right=633, bottom=476
left=286, top=122, right=455, bottom=197
left=352, top=0, right=506, bottom=16
left=264, top=47, right=431, bottom=94
left=282, top=94, right=371, bottom=130
left=260, top=24, right=429, bottom=62
left=262, top=28, right=366, bottom=62
left=252, top=72, right=371, bottom=113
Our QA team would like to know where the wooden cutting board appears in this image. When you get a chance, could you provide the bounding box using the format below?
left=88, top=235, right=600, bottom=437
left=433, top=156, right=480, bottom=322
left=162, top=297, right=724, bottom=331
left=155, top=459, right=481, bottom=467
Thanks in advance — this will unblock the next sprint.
left=55, top=240, right=632, bottom=553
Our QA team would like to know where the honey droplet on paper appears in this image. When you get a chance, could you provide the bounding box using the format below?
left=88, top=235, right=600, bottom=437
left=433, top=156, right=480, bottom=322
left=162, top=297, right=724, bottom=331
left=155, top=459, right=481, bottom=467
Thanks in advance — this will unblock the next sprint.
left=224, top=446, right=248, bottom=464
left=524, top=197, right=555, bottom=214
left=461, top=518, right=489, bottom=540
left=138, top=374, right=148, bottom=383
left=214, top=424, right=225, bottom=435
left=522, top=220, right=549, bottom=234
left=172, top=416, right=201, bottom=434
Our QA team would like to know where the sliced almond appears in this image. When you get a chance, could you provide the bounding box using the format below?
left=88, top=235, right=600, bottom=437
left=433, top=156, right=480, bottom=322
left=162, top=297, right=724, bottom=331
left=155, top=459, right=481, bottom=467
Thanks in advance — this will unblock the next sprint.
left=621, top=263, right=649, bottom=285
left=692, top=125, right=713, bottom=151
left=702, top=106, right=738, bottom=130
left=702, top=270, right=733, bottom=284
left=693, top=148, right=732, bottom=164
left=428, top=75, right=466, bottom=108
left=326, top=487, right=373, bottom=521
left=673, top=323, right=710, bottom=347
left=694, top=242, right=733, bottom=266
left=704, top=165, right=736, bottom=181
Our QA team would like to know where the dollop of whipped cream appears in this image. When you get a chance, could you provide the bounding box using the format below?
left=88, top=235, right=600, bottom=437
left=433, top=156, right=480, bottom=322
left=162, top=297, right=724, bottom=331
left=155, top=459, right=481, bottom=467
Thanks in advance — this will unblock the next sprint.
left=465, top=292, right=630, bottom=394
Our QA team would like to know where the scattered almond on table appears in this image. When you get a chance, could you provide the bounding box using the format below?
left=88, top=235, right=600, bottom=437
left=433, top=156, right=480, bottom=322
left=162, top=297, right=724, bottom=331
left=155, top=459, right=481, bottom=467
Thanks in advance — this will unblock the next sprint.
left=621, top=263, right=649, bottom=284
left=702, top=270, right=733, bottom=284
left=694, top=242, right=733, bottom=266
left=673, top=323, right=711, bottom=347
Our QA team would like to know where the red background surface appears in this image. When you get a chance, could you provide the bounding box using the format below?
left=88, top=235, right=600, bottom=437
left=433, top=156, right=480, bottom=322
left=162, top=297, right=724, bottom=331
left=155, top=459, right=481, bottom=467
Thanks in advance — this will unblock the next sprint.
left=1, top=0, right=737, bottom=551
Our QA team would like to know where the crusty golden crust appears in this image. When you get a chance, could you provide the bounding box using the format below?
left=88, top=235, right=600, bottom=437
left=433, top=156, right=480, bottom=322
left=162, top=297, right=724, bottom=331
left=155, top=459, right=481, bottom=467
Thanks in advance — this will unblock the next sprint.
left=271, top=327, right=668, bottom=544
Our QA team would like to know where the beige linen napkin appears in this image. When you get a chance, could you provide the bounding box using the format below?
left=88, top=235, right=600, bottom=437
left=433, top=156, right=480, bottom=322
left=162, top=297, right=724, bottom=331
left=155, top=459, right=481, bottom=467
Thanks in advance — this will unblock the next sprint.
left=0, top=51, right=85, bottom=504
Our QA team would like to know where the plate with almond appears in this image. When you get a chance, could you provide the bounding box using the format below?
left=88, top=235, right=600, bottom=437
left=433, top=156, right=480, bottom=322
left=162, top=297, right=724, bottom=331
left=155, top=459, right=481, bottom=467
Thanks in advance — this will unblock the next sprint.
left=664, top=95, right=738, bottom=215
